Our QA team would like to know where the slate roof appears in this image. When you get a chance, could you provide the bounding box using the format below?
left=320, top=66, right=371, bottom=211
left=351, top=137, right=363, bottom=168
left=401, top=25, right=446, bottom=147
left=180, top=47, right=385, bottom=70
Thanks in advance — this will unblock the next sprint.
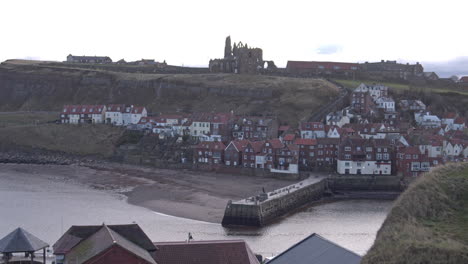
left=267, top=233, right=361, bottom=264
left=0, top=228, right=49, bottom=253
left=152, top=240, right=260, bottom=264
left=63, top=225, right=156, bottom=264
left=53, top=224, right=156, bottom=254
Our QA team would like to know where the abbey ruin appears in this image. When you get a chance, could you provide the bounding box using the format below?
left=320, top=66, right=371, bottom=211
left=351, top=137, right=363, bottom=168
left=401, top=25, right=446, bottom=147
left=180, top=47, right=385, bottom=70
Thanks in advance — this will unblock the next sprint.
left=209, top=36, right=275, bottom=75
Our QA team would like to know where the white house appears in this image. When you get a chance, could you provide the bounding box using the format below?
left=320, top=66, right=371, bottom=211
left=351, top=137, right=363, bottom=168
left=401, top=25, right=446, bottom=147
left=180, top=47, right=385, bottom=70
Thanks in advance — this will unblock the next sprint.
left=326, top=111, right=350, bottom=127
left=326, top=126, right=341, bottom=138
left=415, top=112, right=441, bottom=128
left=106, top=104, right=125, bottom=125
left=61, top=105, right=106, bottom=124
left=443, top=140, right=464, bottom=159
left=354, top=83, right=389, bottom=101
left=375, top=97, right=395, bottom=112
left=106, top=105, right=147, bottom=126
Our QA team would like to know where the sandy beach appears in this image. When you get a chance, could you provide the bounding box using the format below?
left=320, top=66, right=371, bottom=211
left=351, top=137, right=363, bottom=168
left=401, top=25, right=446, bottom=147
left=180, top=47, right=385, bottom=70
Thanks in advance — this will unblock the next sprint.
left=0, top=163, right=296, bottom=223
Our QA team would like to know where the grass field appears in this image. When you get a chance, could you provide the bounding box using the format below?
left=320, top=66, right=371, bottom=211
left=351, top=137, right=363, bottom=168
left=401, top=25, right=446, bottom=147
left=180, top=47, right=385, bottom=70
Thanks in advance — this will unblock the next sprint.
left=0, top=111, right=58, bottom=128
left=362, top=163, right=468, bottom=264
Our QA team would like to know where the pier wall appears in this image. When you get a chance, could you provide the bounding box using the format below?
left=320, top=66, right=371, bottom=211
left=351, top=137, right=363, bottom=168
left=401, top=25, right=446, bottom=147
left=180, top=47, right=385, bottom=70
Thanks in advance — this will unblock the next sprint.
left=222, top=179, right=326, bottom=227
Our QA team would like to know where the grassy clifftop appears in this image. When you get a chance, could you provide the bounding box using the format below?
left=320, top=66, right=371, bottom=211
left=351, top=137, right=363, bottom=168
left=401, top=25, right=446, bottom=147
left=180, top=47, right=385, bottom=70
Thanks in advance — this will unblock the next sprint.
left=362, top=163, right=468, bottom=264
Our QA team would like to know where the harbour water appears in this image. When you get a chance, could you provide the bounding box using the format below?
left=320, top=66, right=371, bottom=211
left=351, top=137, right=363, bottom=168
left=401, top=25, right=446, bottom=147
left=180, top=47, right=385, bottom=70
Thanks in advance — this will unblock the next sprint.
left=0, top=165, right=392, bottom=258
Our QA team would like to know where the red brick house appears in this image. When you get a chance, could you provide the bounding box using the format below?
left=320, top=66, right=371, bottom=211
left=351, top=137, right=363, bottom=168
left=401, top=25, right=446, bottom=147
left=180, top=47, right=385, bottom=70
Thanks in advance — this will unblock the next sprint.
left=274, top=144, right=299, bottom=171
left=193, top=141, right=226, bottom=164
left=396, top=146, right=442, bottom=177
left=242, top=141, right=265, bottom=168
left=53, top=224, right=157, bottom=264
left=351, top=91, right=376, bottom=116
left=224, top=139, right=249, bottom=166
left=262, top=139, right=285, bottom=169
left=282, top=133, right=296, bottom=145
left=337, top=137, right=393, bottom=175
left=316, top=138, right=340, bottom=167
left=232, top=117, right=278, bottom=140
left=295, top=138, right=318, bottom=169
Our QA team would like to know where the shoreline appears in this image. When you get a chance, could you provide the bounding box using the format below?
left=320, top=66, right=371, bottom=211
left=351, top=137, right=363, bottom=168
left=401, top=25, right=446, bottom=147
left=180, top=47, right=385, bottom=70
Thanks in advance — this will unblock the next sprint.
left=0, top=162, right=296, bottom=223
left=0, top=162, right=399, bottom=225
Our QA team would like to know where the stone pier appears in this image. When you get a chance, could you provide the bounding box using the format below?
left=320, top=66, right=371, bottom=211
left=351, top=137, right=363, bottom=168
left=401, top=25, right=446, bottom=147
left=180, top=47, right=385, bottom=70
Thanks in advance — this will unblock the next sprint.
left=222, top=177, right=326, bottom=227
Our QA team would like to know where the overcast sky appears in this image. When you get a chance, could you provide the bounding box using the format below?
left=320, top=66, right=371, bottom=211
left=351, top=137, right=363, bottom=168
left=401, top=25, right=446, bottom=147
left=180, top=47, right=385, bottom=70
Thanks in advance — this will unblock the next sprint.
left=1, top=0, right=467, bottom=76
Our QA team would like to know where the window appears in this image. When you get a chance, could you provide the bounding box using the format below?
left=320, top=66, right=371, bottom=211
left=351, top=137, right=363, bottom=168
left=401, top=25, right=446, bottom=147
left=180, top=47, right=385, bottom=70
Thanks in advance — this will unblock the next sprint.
left=366, top=147, right=372, bottom=152
left=345, top=147, right=351, bottom=151
left=318, top=151, right=324, bottom=155
left=383, top=153, right=390, bottom=160
left=309, top=146, right=314, bottom=149
left=345, top=162, right=350, bottom=167
left=356, top=146, right=361, bottom=151
left=344, top=154, right=351, bottom=159
left=251, top=156, right=254, bottom=160
left=383, top=148, right=388, bottom=152
left=244, top=155, right=247, bottom=159
left=318, top=145, right=323, bottom=149
left=357, top=162, right=361, bottom=167
left=406, top=154, right=411, bottom=159
left=413, top=154, right=418, bottom=159
left=309, top=152, right=315, bottom=157
left=377, top=153, right=383, bottom=160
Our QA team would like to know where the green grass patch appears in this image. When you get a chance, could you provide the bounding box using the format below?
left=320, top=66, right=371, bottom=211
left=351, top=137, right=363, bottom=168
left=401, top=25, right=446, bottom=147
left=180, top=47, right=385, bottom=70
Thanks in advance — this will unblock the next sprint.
left=362, top=163, right=468, bottom=264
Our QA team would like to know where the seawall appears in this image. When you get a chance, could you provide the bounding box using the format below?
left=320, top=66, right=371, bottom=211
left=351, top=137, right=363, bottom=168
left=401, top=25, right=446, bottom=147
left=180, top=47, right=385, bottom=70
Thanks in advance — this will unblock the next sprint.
left=222, top=177, right=326, bottom=227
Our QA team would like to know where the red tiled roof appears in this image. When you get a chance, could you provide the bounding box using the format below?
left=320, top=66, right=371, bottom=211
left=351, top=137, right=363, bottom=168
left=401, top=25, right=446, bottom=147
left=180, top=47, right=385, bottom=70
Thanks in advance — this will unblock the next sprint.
left=62, top=105, right=105, bottom=115
left=278, top=125, right=290, bottom=132
left=443, top=112, right=457, bottom=119
left=454, top=117, right=465, bottom=124
left=287, top=61, right=359, bottom=70
left=294, top=138, right=317, bottom=146
left=250, top=140, right=266, bottom=153
left=399, top=146, right=421, bottom=155
left=460, top=76, right=468, bottom=83
left=131, top=106, right=146, bottom=114
left=268, top=138, right=284, bottom=149
left=152, top=240, right=260, bottom=264
left=106, top=104, right=126, bottom=113
left=283, top=134, right=296, bottom=141
left=229, top=139, right=250, bottom=151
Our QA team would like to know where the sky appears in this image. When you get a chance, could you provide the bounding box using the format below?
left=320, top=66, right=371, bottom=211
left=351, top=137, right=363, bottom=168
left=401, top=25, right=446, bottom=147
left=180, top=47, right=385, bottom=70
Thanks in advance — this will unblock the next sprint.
left=1, top=0, right=467, bottom=77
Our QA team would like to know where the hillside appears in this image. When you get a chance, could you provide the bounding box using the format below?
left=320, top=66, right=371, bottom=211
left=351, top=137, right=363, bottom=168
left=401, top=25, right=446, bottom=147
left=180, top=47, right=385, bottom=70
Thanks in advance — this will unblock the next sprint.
left=334, top=78, right=468, bottom=115
left=0, top=122, right=124, bottom=157
left=362, top=163, right=468, bottom=264
left=0, top=60, right=339, bottom=125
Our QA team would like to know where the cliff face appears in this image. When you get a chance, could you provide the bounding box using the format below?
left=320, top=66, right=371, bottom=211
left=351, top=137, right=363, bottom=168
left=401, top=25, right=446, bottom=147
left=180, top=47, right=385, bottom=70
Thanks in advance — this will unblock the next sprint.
left=362, top=163, right=468, bottom=264
left=0, top=60, right=339, bottom=124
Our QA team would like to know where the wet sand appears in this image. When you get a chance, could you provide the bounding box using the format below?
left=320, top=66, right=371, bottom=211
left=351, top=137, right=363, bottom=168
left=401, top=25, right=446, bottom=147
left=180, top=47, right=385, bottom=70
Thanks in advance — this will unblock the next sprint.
left=0, top=163, right=296, bottom=223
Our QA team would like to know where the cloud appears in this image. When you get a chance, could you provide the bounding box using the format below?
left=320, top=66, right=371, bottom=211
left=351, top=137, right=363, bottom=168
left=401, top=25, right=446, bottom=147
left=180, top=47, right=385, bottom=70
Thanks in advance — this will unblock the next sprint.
left=316, top=45, right=342, bottom=55
left=423, top=57, right=468, bottom=77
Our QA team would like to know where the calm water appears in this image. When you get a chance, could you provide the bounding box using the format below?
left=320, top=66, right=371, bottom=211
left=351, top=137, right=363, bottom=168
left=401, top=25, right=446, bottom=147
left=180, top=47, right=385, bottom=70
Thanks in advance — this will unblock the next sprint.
left=0, top=165, right=392, bottom=258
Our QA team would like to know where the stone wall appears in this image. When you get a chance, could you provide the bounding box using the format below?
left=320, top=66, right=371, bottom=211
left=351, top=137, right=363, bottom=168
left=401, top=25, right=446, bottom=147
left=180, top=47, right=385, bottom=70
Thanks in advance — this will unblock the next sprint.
left=222, top=179, right=326, bottom=227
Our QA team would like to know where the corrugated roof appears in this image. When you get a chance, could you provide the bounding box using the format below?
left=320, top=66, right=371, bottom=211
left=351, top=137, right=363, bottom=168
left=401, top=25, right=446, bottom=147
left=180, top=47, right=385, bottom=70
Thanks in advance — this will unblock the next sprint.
left=267, top=233, right=361, bottom=264
left=153, top=240, right=260, bottom=264
left=0, top=228, right=49, bottom=253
